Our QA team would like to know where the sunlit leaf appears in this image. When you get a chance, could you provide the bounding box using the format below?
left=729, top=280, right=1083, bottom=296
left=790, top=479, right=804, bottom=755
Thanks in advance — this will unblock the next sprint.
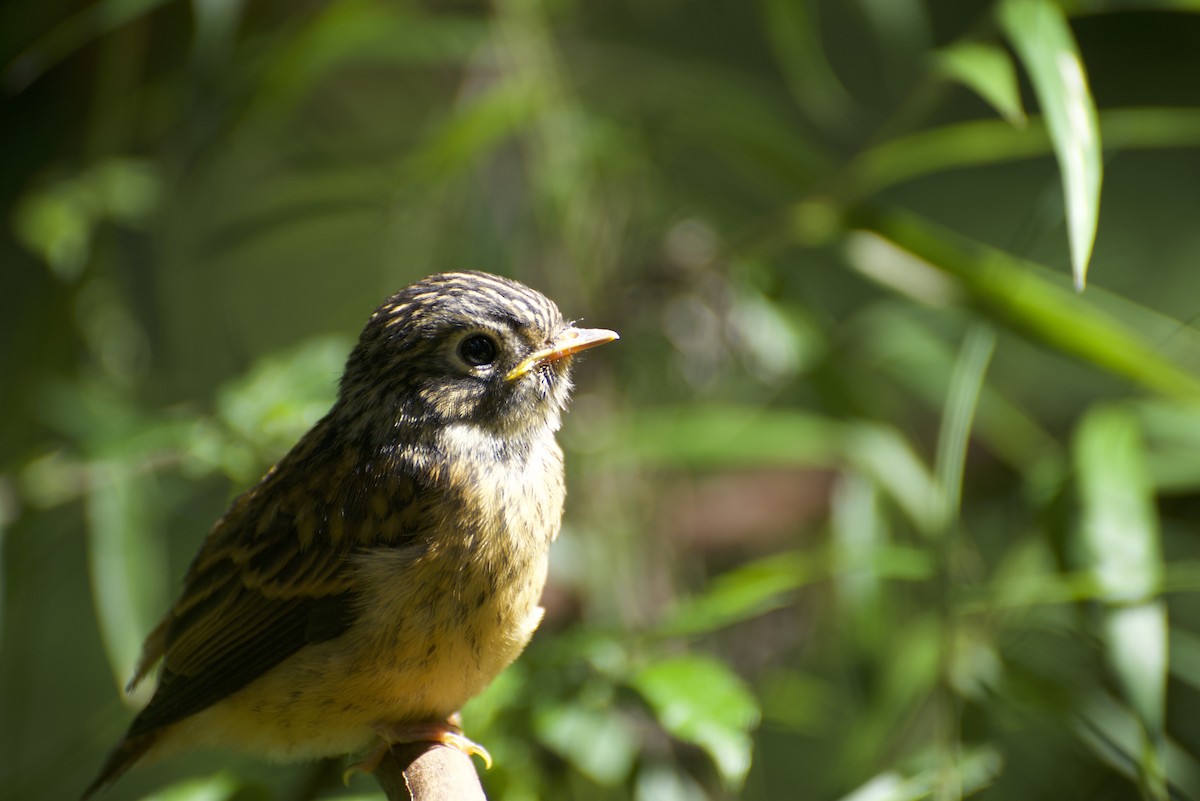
left=631, top=655, right=760, bottom=788
left=13, top=159, right=161, bottom=281
left=847, top=212, right=1200, bottom=400
left=1104, top=603, right=1168, bottom=737
left=1074, top=405, right=1167, bottom=792
left=534, top=703, right=638, bottom=785
left=657, top=551, right=813, bottom=636
left=1074, top=406, right=1162, bottom=604
left=933, top=324, right=995, bottom=526
left=634, top=762, right=708, bottom=801
left=842, top=423, right=944, bottom=538
left=999, top=0, right=1102, bottom=289
left=215, top=335, right=349, bottom=473
left=847, top=108, right=1200, bottom=200
left=831, top=472, right=888, bottom=649
left=836, top=745, right=1002, bottom=801
left=854, top=304, right=1064, bottom=479
left=934, top=42, right=1026, bottom=126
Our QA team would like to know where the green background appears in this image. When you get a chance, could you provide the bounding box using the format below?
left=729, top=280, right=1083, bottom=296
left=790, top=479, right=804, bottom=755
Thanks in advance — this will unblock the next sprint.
left=5, top=1, right=1200, bottom=799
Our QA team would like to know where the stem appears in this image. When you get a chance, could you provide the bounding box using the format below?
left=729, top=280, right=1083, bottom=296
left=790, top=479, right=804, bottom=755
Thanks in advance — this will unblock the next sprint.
left=373, top=744, right=488, bottom=801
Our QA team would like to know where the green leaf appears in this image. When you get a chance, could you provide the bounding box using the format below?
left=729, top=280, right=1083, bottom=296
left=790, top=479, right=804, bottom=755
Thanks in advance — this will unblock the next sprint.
left=631, top=655, right=760, bottom=788
left=259, top=2, right=487, bottom=111
left=214, top=335, right=348, bottom=474
left=836, top=745, right=1003, bottom=801
left=760, top=0, right=855, bottom=129
left=1133, top=401, right=1200, bottom=492
left=855, top=304, right=1063, bottom=478
left=634, top=762, right=708, bottom=801
left=934, top=43, right=1026, bottom=126
left=846, top=210, right=1200, bottom=400
left=1170, top=628, right=1200, bottom=694
left=1074, top=406, right=1162, bottom=604
left=1076, top=694, right=1180, bottom=801
left=1074, top=405, right=1167, bottom=771
left=933, top=324, right=996, bottom=526
left=533, top=703, right=638, bottom=785
left=841, top=616, right=942, bottom=774
left=402, top=78, right=546, bottom=185
left=847, top=108, right=1200, bottom=201
left=657, top=551, right=814, bottom=636
left=13, top=159, right=161, bottom=281
left=86, top=458, right=168, bottom=692
left=831, top=473, right=888, bottom=649
left=842, top=423, right=944, bottom=538
left=138, top=772, right=241, bottom=801
left=1105, top=602, right=1168, bottom=738
left=613, top=405, right=843, bottom=468
left=999, top=0, right=1102, bottom=289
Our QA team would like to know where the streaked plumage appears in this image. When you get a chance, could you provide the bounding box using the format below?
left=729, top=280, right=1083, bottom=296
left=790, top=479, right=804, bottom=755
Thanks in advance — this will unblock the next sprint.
left=84, top=271, right=617, bottom=797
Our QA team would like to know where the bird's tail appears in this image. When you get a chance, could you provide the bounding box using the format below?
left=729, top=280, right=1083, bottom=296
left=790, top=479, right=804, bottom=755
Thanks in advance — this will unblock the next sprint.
left=81, top=733, right=156, bottom=799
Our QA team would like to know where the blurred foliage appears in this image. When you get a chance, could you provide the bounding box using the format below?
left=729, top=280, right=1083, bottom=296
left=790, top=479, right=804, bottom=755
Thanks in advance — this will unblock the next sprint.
left=5, top=1, right=1200, bottom=800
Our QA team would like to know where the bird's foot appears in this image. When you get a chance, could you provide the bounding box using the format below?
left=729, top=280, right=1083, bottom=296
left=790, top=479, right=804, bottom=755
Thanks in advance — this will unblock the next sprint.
left=343, top=716, right=492, bottom=784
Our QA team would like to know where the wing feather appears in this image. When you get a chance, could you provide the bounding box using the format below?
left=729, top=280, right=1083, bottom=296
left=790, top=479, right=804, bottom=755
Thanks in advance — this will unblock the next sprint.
left=127, top=429, right=427, bottom=737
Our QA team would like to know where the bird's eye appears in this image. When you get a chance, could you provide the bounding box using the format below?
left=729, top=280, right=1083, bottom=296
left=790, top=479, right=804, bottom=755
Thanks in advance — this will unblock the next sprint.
left=458, top=334, right=499, bottom=367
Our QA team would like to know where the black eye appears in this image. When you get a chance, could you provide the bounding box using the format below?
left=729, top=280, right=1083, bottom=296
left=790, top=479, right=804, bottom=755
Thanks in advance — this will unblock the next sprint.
left=458, top=334, right=498, bottom=367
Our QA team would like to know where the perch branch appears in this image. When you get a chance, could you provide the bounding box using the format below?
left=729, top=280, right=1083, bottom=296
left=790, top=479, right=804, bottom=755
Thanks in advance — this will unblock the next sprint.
left=373, top=743, right=487, bottom=801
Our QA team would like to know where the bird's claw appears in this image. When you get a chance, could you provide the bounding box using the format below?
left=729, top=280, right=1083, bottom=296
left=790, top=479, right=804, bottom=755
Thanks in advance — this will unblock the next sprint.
left=344, top=718, right=492, bottom=783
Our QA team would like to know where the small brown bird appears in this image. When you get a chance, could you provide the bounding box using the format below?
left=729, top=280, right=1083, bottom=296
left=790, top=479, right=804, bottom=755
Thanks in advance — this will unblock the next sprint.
left=84, top=271, right=617, bottom=797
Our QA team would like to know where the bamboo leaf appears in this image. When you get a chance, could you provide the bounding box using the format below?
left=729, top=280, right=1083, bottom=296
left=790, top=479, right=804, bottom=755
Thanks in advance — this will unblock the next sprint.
left=1074, top=404, right=1167, bottom=792
left=999, top=0, right=1102, bottom=289
left=85, top=458, right=167, bottom=694
left=934, top=43, right=1026, bottom=126
left=613, top=405, right=843, bottom=468
left=846, top=209, right=1200, bottom=400
left=933, top=325, right=996, bottom=526
left=1074, top=406, right=1162, bottom=604
left=847, top=108, right=1200, bottom=200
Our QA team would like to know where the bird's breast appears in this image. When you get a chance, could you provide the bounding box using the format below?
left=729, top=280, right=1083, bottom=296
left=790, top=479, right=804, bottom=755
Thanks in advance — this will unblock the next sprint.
left=349, top=429, right=565, bottom=718
left=167, top=431, right=568, bottom=759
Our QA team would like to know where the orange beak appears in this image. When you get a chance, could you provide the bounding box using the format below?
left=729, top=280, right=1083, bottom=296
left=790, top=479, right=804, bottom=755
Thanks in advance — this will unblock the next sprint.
left=505, top=327, right=619, bottom=381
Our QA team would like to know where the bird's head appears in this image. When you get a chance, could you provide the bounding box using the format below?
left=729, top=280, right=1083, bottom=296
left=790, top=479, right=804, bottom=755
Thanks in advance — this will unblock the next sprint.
left=336, top=271, right=617, bottom=441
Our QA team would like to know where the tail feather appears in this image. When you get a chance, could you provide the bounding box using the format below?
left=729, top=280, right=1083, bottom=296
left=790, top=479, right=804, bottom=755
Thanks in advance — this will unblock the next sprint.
left=82, top=733, right=157, bottom=799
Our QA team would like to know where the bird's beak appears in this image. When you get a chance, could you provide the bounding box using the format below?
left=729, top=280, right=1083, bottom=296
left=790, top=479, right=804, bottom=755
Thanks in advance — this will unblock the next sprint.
left=506, top=327, right=619, bottom=381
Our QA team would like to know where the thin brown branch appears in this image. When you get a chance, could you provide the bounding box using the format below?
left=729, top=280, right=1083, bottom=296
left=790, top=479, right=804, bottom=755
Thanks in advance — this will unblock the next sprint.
left=373, top=744, right=487, bottom=801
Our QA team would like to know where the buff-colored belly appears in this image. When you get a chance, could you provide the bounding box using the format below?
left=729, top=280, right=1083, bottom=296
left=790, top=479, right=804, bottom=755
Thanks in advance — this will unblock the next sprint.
left=159, top=546, right=548, bottom=762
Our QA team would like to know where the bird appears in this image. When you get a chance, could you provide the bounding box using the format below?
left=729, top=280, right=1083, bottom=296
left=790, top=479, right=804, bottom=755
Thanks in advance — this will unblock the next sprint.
left=83, top=270, right=618, bottom=797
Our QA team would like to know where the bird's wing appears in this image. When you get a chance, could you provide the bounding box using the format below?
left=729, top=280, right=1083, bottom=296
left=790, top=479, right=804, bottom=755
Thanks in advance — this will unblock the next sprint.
left=127, top=434, right=430, bottom=738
